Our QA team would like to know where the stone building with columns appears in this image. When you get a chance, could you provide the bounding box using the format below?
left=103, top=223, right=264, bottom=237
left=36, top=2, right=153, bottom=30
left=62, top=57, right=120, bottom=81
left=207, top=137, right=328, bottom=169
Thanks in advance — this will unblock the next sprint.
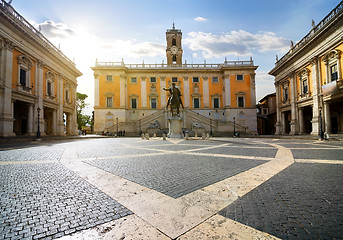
left=0, top=1, right=82, bottom=137
left=269, top=1, right=343, bottom=137
left=92, top=24, right=258, bottom=136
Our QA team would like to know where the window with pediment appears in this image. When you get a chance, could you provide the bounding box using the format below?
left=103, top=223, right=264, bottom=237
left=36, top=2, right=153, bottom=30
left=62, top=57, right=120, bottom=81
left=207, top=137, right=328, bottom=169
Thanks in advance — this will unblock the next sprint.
left=235, top=92, right=246, bottom=108
left=17, top=55, right=33, bottom=92
left=46, top=71, right=55, bottom=99
left=105, top=92, right=114, bottom=108
left=322, top=50, right=341, bottom=84
left=298, top=69, right=310, bottom=97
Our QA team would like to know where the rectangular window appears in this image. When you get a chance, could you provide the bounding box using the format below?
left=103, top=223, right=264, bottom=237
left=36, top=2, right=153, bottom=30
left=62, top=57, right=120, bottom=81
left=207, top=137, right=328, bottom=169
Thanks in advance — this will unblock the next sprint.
left=284, top=87, right=289, bottom=101
left=238, top=96, right=244, bottom=107
left=193, top=98, right=200, bottom=108
left=47, top=82, right=52, bottom=96
left=213, top=98, right=219, bottom=108
left=151, top=98, right=157, bottom=109
left=20, top=69, right=26, bottom=86
left=212, top=77, right=219, bottom=83
left=150, top=77, right=156, bottom=83
left=236, top=75, right=243, bottom=81
left=172, top=77, right=178, bottom=83
left=106, top=97, right=113, bottom=108
left=330, top=64, right=338, bottom=82
left=106, top=75, right=113, bottom=81
left=65, top=90, right=69, bottom=102
left=193, top=77, right=199, bottom=83
left=131, top=77, right=137, bottom=83
left=302, top=79, right=308, bottom=93
left=131, top=99, right=137, bottom=109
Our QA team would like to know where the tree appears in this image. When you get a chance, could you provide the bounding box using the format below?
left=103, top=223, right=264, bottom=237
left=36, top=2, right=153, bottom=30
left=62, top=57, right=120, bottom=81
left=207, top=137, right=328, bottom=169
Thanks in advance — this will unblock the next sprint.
left=76, top=92, right=90, bottom=130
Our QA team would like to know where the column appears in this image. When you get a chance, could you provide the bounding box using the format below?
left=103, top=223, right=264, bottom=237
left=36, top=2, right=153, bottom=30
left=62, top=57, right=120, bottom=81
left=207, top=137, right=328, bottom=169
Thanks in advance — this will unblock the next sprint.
left=250, top=73, right=256, bottom=107
left=323, top=101, right=331, bottom=134
left=298, top=107, right=304, bottom=134
left=289, top=72, right=298, bottom=135
left=275, top=81, right=282, bottom=134
left=202, top=77, right=209, bottom=108
left=26, top=104, right=34, bottom=136
left=0, top=39, right=15, bottom=136
left=183, top=76, right=190, bottom=108
left=160, top=77, right=167, bottom=108
left=310, top=57, right=320, bottom=135
left=141, top=77, right=147, bottom=108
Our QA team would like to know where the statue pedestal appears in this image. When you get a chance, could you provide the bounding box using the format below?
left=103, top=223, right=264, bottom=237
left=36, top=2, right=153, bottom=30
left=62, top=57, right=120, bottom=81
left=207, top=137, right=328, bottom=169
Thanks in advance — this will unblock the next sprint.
left=168, top=117, right=183, bottom=138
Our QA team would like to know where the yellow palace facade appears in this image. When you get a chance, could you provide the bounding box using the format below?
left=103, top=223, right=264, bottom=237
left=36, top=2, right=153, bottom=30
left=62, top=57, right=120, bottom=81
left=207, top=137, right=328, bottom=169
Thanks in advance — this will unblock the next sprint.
left=92, top=25, right=258, bottom=136
left=269, top=1, right=343, bottom=137
left=0, top=1, right=82, bottom=137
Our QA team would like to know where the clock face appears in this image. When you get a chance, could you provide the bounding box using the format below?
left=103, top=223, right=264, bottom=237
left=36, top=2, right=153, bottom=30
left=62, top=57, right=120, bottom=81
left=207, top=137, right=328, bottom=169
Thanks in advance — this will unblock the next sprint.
left=170, top=46, right=178, bottom=54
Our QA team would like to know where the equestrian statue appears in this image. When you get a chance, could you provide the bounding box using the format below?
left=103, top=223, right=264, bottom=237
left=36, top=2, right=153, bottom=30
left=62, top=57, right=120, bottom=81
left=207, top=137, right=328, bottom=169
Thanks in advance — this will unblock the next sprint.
left=163, top=83, right=184, bottom=116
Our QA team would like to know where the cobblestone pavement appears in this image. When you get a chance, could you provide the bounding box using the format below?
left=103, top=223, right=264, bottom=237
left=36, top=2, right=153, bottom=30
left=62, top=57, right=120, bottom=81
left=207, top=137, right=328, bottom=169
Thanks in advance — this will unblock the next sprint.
left=0, top=137, right=342, bottom=239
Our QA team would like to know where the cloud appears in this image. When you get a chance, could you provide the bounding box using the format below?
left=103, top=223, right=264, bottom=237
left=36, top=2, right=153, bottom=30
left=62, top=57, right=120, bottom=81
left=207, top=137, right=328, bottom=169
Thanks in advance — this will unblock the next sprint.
left=255, top=72, right=276, bottom=101
left=184, top=30, right=289, bottom=58
left=194, top=17, right=207, bottom=22
left=38, top=20, right=75, bottom=39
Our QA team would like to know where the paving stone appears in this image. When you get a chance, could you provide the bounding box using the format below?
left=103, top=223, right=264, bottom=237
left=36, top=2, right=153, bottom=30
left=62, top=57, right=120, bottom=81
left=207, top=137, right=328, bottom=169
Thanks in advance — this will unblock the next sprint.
left=85, top=154, right=267, bottom=198
left=0, top=163, right=132, bottom=239
left=219, top=163, right=343, bottom=239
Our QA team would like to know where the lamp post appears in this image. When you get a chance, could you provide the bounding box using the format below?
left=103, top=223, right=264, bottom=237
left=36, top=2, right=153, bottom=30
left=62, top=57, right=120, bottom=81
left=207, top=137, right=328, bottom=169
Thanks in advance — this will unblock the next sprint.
left=116, top=117, right=119, bottom=137
left=233, top=117, right=236, bottom=137
left=210, top=118, right=213, bottom=137
left=319, top=108, right=324, bottom=140
left=36, top=107, right=41, bottom=140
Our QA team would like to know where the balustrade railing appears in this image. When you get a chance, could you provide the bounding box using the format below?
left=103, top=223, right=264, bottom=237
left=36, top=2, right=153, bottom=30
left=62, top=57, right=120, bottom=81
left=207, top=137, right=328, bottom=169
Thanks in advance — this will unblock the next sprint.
left=0, top=0, right=75, bottom=66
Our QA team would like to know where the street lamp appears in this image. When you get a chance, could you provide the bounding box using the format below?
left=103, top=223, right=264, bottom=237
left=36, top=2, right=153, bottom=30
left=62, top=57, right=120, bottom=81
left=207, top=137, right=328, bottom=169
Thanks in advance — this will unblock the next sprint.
left=233, top=117, right=236, bottom=137
left=210, top=118, right=213, bottom=137
left=36, top=107, right=41, bottom=140
left=116, top=117, right=119, bottom=137
left=319, top=108, right=324, bottom=140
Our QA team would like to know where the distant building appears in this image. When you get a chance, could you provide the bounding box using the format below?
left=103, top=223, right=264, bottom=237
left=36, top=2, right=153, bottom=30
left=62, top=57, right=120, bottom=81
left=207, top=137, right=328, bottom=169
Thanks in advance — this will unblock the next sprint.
left=0, top=1, right=82, bottom=137
left=269, top=2, right=343, bottom=137
left=257, top=93, right=276, bottom=135
left=92, top=24, right=258, bottom=136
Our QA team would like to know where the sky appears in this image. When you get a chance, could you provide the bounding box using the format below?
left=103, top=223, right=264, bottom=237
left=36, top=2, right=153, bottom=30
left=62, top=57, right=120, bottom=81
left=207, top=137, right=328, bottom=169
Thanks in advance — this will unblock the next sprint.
left=9, top=0, right=340, bottom=115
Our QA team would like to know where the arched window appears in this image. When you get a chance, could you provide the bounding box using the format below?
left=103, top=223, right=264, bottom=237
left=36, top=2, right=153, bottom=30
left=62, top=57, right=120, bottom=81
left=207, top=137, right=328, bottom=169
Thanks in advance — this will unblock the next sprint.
left=172, top=38, right=176, bottom=46
left=172, top=55, right=176, bottom=63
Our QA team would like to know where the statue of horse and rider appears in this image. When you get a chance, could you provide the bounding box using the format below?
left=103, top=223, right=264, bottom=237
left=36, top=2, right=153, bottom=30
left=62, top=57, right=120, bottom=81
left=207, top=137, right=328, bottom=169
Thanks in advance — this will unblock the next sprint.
left=163, top=83, right=184, bottom=116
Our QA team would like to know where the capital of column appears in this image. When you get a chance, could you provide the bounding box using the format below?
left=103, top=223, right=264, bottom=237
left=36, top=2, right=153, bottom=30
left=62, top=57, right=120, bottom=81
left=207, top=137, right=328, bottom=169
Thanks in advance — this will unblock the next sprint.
left=141, top=77, right=146, bottom=81
left=310, top=56, right=318, bottom=66
left=160, top=77, right=166, bottom=81
left=4, top=39, right=14, bottom=52
left=183, top=76, right=188, bottom=81
left=37, top=60, right=45, bottom=69
left=203, top=76, right=208, bottom=81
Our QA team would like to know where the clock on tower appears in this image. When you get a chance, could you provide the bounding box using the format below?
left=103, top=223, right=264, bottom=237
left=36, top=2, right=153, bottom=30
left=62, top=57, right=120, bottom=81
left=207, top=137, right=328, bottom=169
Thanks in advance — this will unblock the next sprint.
left=166, top=23, right=183, bottom=65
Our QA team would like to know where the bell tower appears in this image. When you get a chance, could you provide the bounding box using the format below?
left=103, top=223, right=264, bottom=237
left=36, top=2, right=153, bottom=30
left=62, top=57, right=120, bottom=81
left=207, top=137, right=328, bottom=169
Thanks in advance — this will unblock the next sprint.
left=166, top=23, right=183, bottom=65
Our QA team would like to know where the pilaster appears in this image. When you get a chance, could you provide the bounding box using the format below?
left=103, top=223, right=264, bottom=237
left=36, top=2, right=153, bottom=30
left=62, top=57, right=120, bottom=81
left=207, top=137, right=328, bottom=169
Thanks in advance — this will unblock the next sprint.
left=250, top=73, right=256, bottom=107
left=0, top=39, right=15, bottom=137
left=311, top=57, right=320, bottom=135
left=141, top=77, right=147, bottom=108
left=120, top=75, right=126, bottom=108
left=160, top=77, right=166, bottom=108
left=224, top=74, right=231, bottom=108
left=289, top=72, right=298, bottom=135
left=274, top=81, right=282, bottom=134
left=94, top=73, right=99, bottom=107
left=183, top=76, right=190, bottom=108
left=202, top=76, right=209, bottom=108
